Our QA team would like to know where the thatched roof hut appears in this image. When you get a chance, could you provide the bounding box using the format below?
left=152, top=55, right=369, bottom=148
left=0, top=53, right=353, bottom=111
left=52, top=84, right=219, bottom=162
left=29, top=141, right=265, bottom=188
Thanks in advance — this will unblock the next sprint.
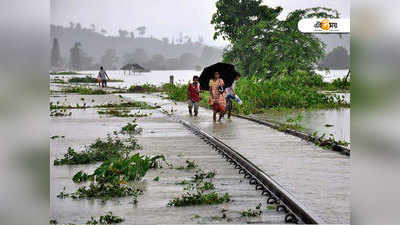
left=121, top=63, right=149, bottom=74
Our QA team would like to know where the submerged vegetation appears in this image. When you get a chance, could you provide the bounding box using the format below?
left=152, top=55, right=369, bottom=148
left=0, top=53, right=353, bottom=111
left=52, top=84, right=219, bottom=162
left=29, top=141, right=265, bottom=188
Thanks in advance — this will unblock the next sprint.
left=120, top=121, right=142, bottom=135
left=50, top=108, right=72, bottom=117
left=169, top=169, right=229, bottom=207
left=56, top=121, right=167, bottom=202
left=96, top=101, right=159, bottom=109
left=62, top=86, right=107, bottom=95
left=68, top=76, right=123, bottom=83
left=161, top=71, right=349, bottom=115
left=72, top=153, right=166, bottom=185
left=128, top=83, right=160, bottom=93
left=86, top=212, right=124, bottom=224
left=53, top=135, right=140, bottom=165
left=176, top=160, right=198, bottom=170
left=97, top=109, right=150, bottom=117
left=241, top=204, right=263, bottom=217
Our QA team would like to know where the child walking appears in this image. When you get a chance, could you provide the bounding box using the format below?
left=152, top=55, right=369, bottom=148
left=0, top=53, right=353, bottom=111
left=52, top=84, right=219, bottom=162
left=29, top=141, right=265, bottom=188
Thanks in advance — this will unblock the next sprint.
left=187, top=76, right=201, bottom=116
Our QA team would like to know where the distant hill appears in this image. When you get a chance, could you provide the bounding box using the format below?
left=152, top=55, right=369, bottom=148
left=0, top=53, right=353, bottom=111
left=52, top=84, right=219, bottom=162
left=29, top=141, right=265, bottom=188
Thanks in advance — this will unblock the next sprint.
left=51, top=24, right=223, bottom=71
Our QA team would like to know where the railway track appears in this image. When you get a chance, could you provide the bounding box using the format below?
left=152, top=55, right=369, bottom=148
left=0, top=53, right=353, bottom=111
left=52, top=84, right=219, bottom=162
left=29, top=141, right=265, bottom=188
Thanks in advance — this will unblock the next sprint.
left=178, top=119, right=325, bottom=224
left=234, top=114, right=350, bottom=156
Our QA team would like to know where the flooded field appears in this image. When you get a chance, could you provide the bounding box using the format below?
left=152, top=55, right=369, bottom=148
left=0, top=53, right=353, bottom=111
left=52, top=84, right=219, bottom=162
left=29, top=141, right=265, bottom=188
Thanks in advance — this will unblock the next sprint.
left=50, top=75, right=350, bottom=224
left=120, top=93, right=351, bottom=224
left=254, top=107, right=350, bottom=143
left=52, top=69, right=349, bottom=88
left=50, top=90, right=289, bottom=224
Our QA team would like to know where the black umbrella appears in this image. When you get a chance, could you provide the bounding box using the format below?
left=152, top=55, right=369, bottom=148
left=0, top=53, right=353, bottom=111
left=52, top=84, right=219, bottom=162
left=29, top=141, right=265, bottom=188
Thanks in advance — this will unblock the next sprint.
left=199, top=62, right=239, bottom=90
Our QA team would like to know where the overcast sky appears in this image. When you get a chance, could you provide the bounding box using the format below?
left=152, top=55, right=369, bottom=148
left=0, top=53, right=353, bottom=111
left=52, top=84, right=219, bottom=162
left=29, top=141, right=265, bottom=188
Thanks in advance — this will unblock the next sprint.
left=51, top=0, right=349, bottom=47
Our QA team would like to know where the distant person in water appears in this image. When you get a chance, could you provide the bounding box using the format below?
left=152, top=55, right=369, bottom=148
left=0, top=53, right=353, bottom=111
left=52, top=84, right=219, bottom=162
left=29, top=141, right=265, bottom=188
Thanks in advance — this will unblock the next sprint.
left=209, top=72, right=226, bottom=122
left=98, top=66, right=110, bottom=87
left=187, top=76, right=201, bottom=116
left=225, top=73, right=242, bottom=119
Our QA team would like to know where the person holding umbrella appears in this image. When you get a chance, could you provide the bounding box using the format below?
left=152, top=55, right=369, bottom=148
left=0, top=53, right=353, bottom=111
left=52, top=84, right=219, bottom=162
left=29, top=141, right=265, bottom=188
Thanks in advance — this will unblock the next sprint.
left=208, top=72, right=226, bottom=121
left=199, top=63, right=240, bottom=122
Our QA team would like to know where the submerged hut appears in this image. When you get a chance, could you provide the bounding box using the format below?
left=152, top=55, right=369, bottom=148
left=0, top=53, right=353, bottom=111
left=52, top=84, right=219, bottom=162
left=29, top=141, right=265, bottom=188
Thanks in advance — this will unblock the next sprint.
left=121, top=64, right=149, bottom=75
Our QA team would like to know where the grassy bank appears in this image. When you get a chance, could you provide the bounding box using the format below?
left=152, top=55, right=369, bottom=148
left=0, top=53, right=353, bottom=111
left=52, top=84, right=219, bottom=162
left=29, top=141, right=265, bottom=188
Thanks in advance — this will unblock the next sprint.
left=161, top=71, right=349, bottom=115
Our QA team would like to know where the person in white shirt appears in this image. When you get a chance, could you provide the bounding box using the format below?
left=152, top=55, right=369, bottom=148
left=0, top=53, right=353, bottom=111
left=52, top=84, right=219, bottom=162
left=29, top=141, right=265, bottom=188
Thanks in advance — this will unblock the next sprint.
left=225, top=73, right=241, bottom=119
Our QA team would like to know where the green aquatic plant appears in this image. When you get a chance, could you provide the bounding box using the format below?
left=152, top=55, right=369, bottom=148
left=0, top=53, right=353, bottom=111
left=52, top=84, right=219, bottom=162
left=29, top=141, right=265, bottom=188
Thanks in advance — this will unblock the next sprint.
left=161, top=83, right=188, bottom=102
left=72, top=153, right=166, bottom=185
left=97, top=109, right=151, bottom=118
left=120, top=122, right=142, bottom=135
left=67, top=182, right=144, bottom=199
left=170, top=169, right=224, bottom=207
left=176, top=160, right=198, bottom=170
left=68, top=76, right=122, bottom=83
left=241, top=203, right=263, bottom=217
left=53, top=135, right=140, bottom=165
left=128, top=83, right=160, bottom=93
left=168, top=191, right=230, bottom=207
left=50, top=108, right=72, bottom=117
left=62, top=86, right=107, bottom=95
left=86, top=212, right=124, bottom=224
left=95, top=101, right=159, bottom=109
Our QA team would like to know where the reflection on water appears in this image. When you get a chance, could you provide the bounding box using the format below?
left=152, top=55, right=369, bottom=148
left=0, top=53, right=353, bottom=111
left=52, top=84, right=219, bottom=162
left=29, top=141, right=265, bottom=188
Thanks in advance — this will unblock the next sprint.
left=256, top=108, right=350, bottom=143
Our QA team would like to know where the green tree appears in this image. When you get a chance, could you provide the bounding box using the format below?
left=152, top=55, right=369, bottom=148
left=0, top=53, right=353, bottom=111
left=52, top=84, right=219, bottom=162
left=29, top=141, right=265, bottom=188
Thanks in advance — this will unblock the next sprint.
left=211, top=0, right=339, bottom=78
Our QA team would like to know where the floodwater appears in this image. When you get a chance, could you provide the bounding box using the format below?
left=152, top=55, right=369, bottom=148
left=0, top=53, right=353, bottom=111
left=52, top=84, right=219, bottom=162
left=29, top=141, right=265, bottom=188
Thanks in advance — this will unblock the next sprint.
left=315, top=69, right=349, bottom=82
left=120, top=93, right=351, bottom=224
left=254, top=107, right=350, bottom=143
left=53, top=69, right=349, bottom=88
left=50, top=92, right=289, bottom=224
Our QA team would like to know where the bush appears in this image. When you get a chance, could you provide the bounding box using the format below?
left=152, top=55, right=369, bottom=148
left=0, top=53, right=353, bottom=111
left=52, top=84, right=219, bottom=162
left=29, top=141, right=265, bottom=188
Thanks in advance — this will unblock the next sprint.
left=161, top=83, right=188, bottom=101
left=329, top=77, right=350, bottom=91
left=234, top=74, right=348, bottom=114
left=128, top=83, right=160, bottom=93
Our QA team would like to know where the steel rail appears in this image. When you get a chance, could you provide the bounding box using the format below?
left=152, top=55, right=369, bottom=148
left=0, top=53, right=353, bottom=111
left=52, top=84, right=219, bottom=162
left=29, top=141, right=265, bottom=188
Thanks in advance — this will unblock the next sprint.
left=233, top=114, right=350, bottom=156
left=179, top=119, right=325, bottom=224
